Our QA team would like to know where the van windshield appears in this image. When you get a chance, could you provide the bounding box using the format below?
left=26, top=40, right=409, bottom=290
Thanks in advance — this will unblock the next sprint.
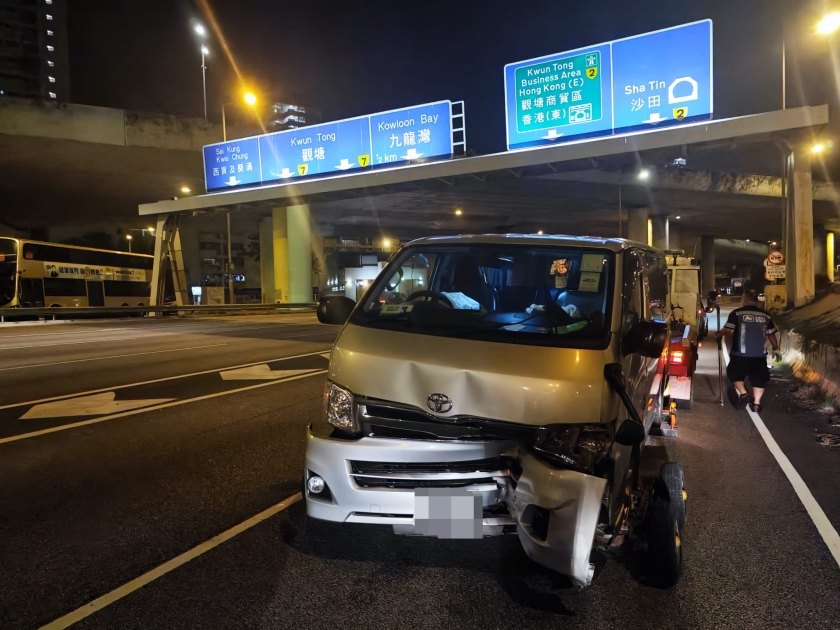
left=350, top=243, right=614, bottom=348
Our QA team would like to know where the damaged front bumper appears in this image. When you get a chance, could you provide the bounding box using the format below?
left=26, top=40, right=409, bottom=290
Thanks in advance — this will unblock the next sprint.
left=305, top=427, right=607, bottom=588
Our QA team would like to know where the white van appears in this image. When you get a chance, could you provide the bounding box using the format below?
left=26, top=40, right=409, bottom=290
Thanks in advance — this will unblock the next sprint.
left=307, top=235, right=685, bottom=588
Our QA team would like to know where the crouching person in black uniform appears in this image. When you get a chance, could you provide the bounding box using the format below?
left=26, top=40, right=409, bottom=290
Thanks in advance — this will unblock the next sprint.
left=715, top=286, right=780, bottom=413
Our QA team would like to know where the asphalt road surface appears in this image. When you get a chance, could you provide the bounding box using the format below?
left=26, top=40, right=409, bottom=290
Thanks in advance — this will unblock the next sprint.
left=1, top=313, right=838, bottom=629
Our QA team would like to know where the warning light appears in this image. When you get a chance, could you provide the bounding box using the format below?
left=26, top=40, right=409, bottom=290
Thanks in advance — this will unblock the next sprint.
left=672, top=351, right=684, bottom=364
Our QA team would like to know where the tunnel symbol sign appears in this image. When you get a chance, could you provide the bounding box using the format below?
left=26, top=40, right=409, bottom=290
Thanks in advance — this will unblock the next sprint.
left=668, top=77, right=698, bottom=104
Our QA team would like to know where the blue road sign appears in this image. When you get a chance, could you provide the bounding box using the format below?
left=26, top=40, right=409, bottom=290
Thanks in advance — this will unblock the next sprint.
left=504, top=20, right=713, bottom=150
left=203, top=137, right=262, bottom=191
left=203, top=101, right=455, bottom=192
left=259, top=116, right=371, bottom=184
left=369, top=101, right=453, bottom=167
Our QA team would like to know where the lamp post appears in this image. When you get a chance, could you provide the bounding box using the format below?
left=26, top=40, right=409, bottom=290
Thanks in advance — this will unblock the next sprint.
left=125, top=234, right=132, bottom=253
left=194, top=24, right=208, bottom=120
left=222, top=91, right=258, bottom=142
left=782, top=14, right=840, bottom=110
left=200, top=45, right=209, bottom=120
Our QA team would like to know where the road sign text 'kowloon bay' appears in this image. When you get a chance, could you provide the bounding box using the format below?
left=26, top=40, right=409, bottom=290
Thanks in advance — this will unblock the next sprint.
left=203, top=101, right=457, bottom=192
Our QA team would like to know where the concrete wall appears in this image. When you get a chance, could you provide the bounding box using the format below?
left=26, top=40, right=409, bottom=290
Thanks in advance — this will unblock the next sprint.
left=0, top=96, right=252, bottom=150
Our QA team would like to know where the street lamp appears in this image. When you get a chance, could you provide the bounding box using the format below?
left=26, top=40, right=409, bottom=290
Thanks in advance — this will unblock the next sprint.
left=817, top=13, right=840, bottom=35
left=638, top=168, right=651, bottom=181
left=222, top=91, right=258, bottom=141
left=125, top=234, right=133, bottom=253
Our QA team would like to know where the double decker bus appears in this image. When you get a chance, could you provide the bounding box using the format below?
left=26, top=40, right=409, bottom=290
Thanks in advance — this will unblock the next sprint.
left=0, top=238, right=153, bottom=308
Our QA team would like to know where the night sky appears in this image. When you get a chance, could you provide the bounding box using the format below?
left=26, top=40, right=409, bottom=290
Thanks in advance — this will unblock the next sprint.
left=68, top=0, right=838, bottom=156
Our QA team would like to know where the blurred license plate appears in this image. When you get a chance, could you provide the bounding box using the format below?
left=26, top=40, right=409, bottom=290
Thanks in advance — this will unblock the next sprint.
left=414, top=488, right=482, bottom=539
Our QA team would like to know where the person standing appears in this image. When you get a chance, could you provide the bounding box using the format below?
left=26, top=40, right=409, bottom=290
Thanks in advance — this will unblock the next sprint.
left=715, top=286, right=780, bottom=412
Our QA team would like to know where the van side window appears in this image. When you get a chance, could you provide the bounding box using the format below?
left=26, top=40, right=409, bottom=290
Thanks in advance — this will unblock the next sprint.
left=622, top=249, right=644, bottom=332
left=644, top=254, right=668, bottom=322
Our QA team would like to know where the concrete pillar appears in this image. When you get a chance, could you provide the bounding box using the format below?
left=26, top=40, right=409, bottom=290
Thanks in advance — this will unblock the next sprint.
left=259, top=205, right=313, bottom=303
left=627, top=207, right=648, bottom=244
left=700, top=235, right=716, bottom=296
left=814, top=224, right=827, bottom=278
left=270, top=208, right=291, bottom=302
left=786, top=148, right=815, bottom=307
left=651, top=216, right=668, bottom=250
left=311, top=233, right=326, bottom=296
left=828, top=232, right=836, bottom=283
left=668, top=225, right=681, bottom=250
left=286, top=204, right=313, bottom=303
left=259, top=216, right=275, bottom=303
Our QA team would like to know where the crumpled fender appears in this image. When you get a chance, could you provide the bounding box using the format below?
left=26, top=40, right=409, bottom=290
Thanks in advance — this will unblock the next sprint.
left=512, top=452, right=607, bottom=588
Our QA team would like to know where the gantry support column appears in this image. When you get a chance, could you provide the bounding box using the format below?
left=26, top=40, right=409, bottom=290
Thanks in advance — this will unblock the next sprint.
left=786, top=148, right=815, bottom=307
left=286, top=204, right=313, bottom=303
left=627, top=207, right=649, bottom=245
left=650, top=216, right=669, bottom=250
left=259, top=205, right=312, bottom=304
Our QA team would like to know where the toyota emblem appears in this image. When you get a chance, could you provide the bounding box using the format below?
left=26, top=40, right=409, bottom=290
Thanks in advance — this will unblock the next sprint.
left=426, top=393, right=453, bottom=413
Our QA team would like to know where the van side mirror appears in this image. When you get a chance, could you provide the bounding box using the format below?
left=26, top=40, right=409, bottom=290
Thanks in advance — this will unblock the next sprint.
left=622, top=320, right=668, bottom=358
left=317, top=295, right=356, bottom=325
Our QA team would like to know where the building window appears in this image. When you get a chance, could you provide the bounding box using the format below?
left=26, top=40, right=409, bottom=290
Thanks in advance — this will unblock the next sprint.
left=47, top=29, right=53, bottom=36
left=46, top=14, right=53, bottom=20
left=49, top=92, right=56, bottom=98
left=48, top=61, right=54, bottom=67
left=46, top=0, right=53, bottom=4
left=47, top=45, right=54, bottom=51
left=48, top=76, right=55, bottom=83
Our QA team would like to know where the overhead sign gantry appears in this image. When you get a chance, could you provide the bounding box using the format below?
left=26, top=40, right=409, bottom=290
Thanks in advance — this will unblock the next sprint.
left=202, top=100, right=464, bottom=192
left=504, top=20, right=713, bottom=149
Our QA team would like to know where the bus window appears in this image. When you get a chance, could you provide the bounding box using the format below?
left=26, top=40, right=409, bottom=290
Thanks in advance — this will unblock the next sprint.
left=104, top=280, right=152, bottom=298
left=0, top=238, right=17, bottom=307
left=43, top=278, right=87, bottom=297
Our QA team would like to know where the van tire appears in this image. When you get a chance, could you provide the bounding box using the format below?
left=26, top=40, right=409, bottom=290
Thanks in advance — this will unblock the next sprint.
left=660, top=462, right=686, bottom=530
left=649, top=499, right=682, bottom=588
left=647, top=463, right=686, bottom=588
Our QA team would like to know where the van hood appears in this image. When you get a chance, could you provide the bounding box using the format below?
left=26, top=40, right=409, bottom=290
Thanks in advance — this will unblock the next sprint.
left=329, top=323, right=614, bottom=426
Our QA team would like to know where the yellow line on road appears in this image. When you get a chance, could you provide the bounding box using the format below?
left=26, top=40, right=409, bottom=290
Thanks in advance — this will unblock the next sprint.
left=0, top=370, right=327, bottom=444
left=39, top=492, right=303, bottom=629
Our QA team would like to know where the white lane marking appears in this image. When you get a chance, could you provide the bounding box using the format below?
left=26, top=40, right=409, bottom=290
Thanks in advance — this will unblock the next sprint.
left=21, top=392, right=176, bottom=420
left=747, top=408, right=840, bottom=568
left=0, top=333, right=180, bottom=350
left=220, top=365, right=315, bottom=381
left=0, top=322, right=321, bottom=350
left=0, top=370, right=327, bottom=444
left=39, top=492, right=302, bottom=630
left=0, top=327, right=134, bottom=339
left=0, top=343, right=228, bottom=373
left=0, top=349, right=330, bottom=410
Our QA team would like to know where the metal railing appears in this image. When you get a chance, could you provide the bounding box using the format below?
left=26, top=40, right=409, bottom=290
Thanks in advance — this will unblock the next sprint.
left=0, top=303, right=316, bottom=321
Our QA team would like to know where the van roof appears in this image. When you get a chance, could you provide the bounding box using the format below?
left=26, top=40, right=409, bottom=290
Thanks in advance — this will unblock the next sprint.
left=406, top=234, right=656, bottom=253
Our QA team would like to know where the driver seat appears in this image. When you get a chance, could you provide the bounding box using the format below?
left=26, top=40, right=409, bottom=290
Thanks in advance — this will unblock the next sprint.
left=450, top=258, right=496, bottom=309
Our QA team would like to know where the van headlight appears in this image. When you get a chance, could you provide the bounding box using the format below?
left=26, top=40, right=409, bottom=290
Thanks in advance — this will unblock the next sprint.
left=324, top=381, right=358, bottom=433
left=532, top=424, right=613, bottom=475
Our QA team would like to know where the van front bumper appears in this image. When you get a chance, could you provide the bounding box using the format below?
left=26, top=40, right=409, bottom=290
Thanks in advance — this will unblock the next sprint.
left=304, top=426, right=516, bottom=525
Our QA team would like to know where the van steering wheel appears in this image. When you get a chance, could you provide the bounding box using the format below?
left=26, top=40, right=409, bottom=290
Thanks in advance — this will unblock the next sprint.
left=406, top=290, right=453, bottom=308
